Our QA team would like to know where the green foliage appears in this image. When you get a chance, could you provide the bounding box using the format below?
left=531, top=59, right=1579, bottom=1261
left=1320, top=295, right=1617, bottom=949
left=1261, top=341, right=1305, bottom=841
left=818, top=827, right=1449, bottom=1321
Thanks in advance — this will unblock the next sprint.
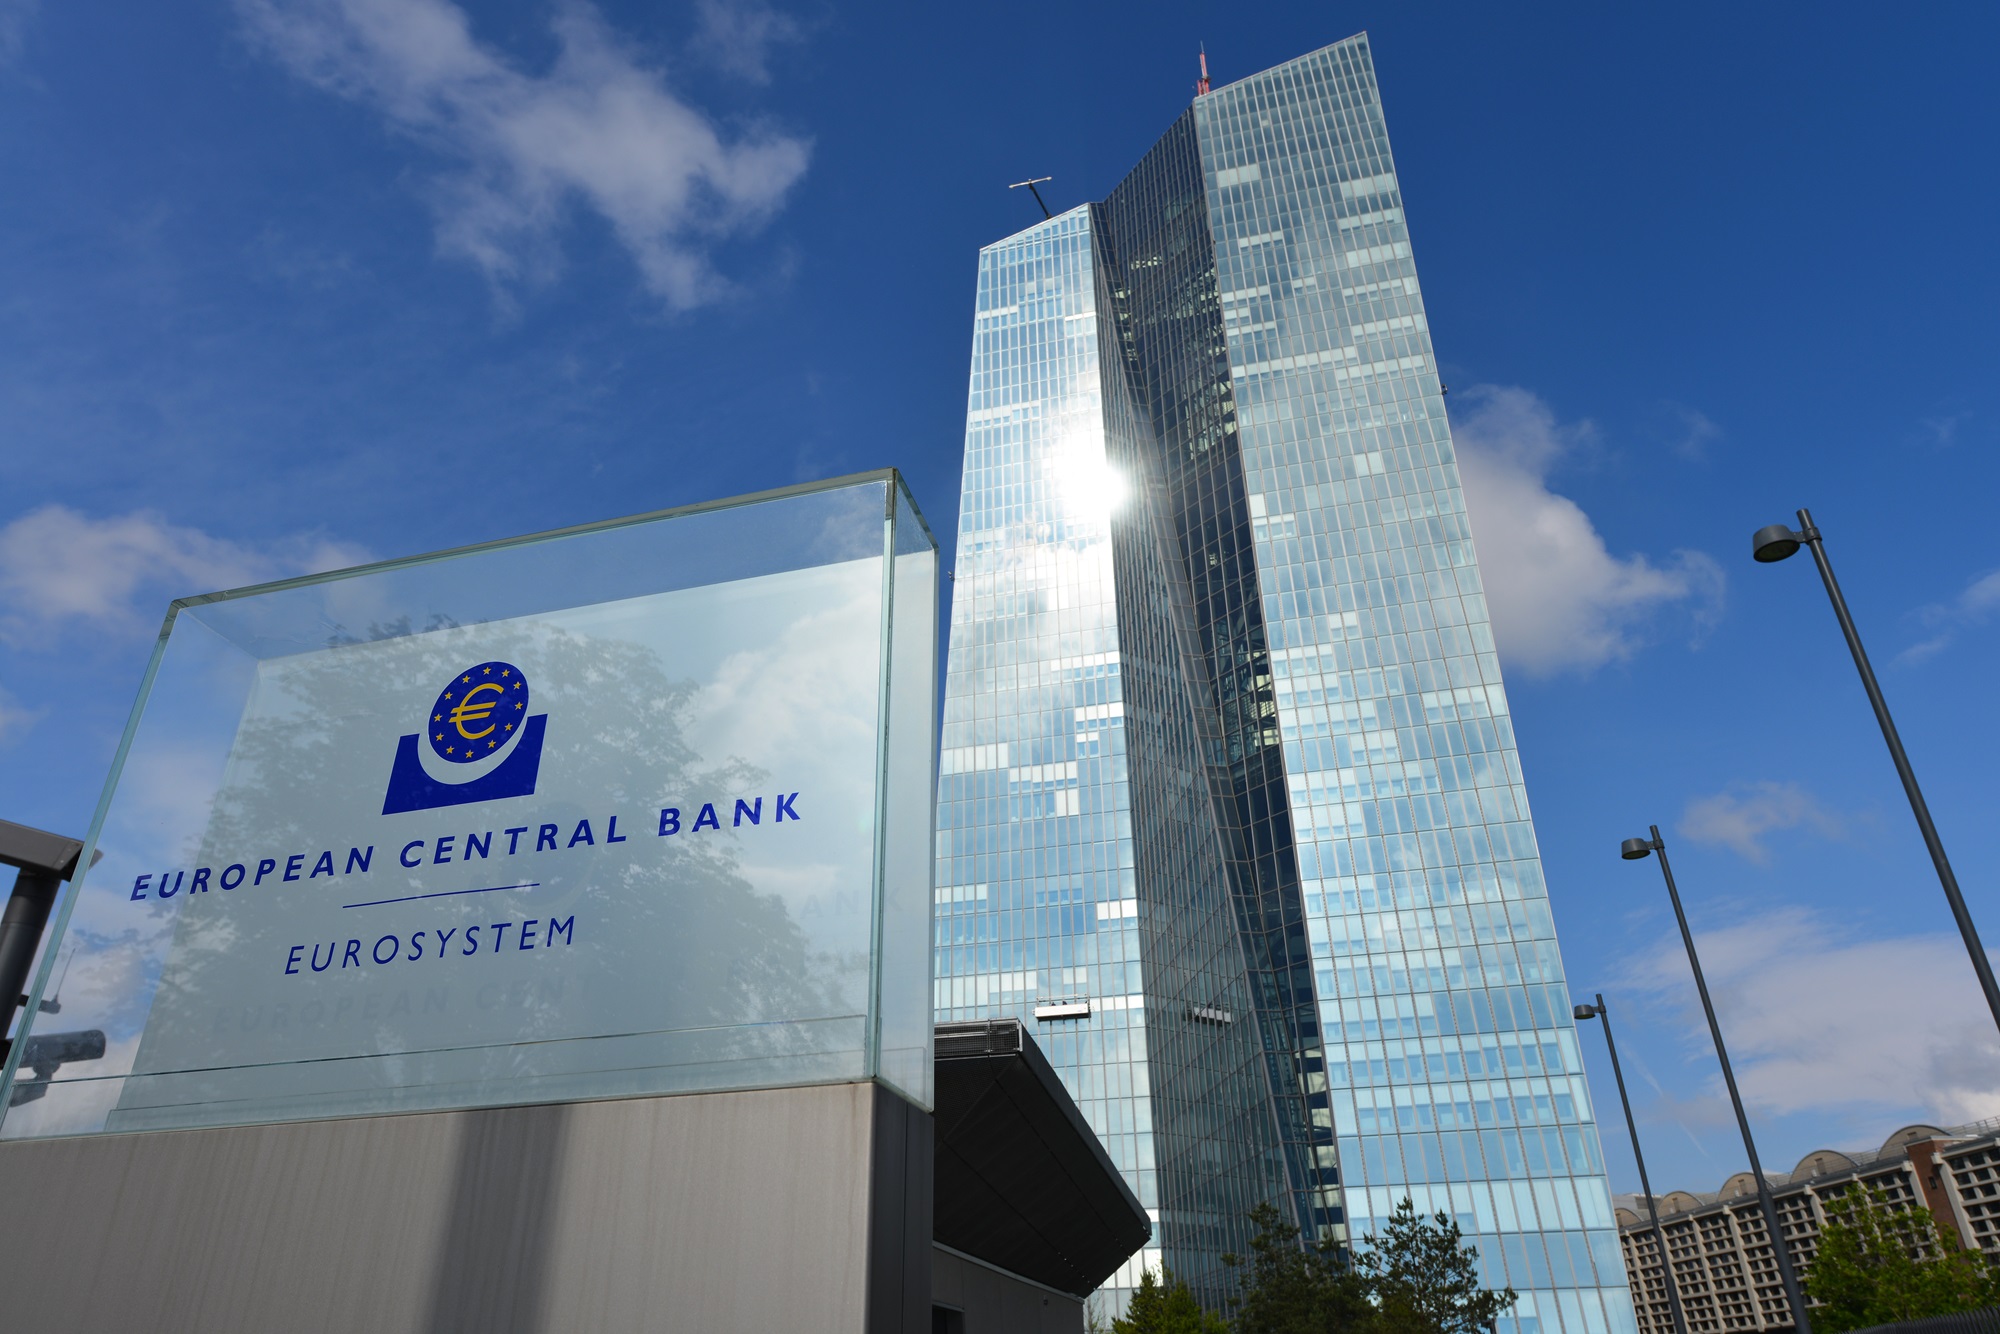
left=1222, top=1198, right=1515, bottom=1334
left=1804, top=1187, right=2000, bottom=1333
left=1354, top=1198, right=1516, bottom=1334
left=1226, top=1201, right=1376, bottom=1334
left=1116, top=1198, right=1514, bottom=1334
left=1111, top=1268, right=1230, bottom=1334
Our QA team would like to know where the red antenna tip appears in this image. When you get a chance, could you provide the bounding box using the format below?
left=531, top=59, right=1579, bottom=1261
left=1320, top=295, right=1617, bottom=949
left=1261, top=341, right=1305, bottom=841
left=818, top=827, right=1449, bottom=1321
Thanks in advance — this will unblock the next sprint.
left=1196, top=48, right=1211, bottom=96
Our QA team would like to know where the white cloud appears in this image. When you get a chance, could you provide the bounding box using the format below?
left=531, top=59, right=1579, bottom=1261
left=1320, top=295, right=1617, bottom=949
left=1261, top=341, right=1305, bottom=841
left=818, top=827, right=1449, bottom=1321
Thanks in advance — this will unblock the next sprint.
left=693, top=0, right=803, bottom=85
left=0, top=505, right=368, bottom=642
left=1623, top=906, right=2000, bottom=1131
left=119, top=740, right=235, bottom=866
left=1918, top=410, right=1972, bottom=449
left=0, top=0, right=37, bottom=66
left=234, top=0, right=812, bottom=308
left=1662, top=401, right=1721, bottom=462
left=1452, top=385, right=1726, bottom=676
left=686, top=562, right=881, bottom=916
left=1899, top=567, right=2000, bottom=665
left=0, top=681, right=40, bottom=745
left=1678, top=780, right=1845, bottom=864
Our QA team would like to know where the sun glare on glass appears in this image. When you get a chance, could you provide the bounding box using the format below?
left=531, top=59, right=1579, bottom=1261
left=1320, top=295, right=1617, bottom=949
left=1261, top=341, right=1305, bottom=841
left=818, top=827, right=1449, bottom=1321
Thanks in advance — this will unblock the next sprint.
left=1052, top=434, right=1128, bottom=520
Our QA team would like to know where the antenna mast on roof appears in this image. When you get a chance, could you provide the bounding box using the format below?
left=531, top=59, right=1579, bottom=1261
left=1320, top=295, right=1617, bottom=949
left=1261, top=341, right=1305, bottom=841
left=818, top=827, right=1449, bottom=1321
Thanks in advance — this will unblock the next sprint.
left=1009, top=177, right=1054, bottom=220
left=1196, top=45, right=1211, bottom=96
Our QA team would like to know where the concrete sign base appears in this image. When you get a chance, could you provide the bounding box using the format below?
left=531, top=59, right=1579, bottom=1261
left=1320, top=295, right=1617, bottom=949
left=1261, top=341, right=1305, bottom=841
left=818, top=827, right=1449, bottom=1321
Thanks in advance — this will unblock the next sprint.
left=0, top=1081, right=932, bottom=1333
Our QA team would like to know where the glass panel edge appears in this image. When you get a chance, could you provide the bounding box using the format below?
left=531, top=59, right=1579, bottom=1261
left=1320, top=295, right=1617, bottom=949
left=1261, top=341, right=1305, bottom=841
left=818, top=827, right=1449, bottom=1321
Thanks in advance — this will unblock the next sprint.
left=177, top=471, right=906, bottom=611
left=0, top=604, right=184, bottom=1126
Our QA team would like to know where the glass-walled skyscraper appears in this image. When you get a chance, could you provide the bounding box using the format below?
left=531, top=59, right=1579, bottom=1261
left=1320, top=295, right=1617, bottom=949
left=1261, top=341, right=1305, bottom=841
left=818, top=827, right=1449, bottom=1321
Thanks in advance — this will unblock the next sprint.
left=935, top=33, right=1635, bottom=1334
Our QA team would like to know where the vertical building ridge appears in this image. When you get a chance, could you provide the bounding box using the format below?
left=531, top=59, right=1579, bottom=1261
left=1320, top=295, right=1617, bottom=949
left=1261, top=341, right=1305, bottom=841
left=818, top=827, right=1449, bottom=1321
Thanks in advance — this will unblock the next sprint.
left=1089, top=204, right=1298, bottom=1292
left=1096, top=105, right=1344, bottom=1246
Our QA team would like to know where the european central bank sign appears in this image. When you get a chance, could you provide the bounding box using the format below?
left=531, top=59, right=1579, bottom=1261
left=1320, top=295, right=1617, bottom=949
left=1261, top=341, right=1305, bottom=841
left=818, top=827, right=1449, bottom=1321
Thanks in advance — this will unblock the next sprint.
left=381, top=659, right=548, bottom=813
left=0, top=475, right=939, bottom=1138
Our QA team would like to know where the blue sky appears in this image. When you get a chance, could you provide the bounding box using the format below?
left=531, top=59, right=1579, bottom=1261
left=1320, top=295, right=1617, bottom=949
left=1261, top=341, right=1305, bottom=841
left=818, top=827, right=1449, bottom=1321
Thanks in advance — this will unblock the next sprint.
left=3, top=0, right=1999, bottom=1199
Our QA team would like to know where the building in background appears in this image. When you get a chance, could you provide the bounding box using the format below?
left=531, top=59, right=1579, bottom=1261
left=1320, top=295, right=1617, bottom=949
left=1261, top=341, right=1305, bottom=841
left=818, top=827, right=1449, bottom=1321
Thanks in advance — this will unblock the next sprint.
left=1616, top=1117, right=2000, bottom=1334
left=933, top=31, right=1632, bottom=1331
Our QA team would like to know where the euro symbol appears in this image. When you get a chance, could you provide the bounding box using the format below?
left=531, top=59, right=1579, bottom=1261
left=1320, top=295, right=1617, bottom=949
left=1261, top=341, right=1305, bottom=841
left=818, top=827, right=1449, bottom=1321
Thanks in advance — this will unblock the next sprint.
left=448, top=682, right=507, bottom=740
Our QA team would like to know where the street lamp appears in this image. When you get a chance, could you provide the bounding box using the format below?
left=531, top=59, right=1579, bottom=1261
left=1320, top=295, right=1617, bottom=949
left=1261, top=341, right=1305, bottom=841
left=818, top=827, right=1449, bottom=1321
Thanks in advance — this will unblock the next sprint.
left=1622, top=826, right=1813, bottom=1334
left=1573, top=993, right=1688, bottom=1334
left=0, top=818, right=88, bottom=1054
left=1752, top=508, right=2000, bottom=1038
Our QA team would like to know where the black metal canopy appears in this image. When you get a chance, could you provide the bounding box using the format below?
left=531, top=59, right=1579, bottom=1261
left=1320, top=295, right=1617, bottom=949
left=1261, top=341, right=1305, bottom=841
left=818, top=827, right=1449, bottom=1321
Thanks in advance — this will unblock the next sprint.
left=933, top=1019, right=1150, bottom=1297
left=0, top=819, right=86, bottom=880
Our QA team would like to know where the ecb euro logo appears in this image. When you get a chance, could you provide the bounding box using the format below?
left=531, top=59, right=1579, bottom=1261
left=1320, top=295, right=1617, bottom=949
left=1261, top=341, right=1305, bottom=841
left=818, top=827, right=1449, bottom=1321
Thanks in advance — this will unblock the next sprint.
left=382, top=660, right=549, bottom=815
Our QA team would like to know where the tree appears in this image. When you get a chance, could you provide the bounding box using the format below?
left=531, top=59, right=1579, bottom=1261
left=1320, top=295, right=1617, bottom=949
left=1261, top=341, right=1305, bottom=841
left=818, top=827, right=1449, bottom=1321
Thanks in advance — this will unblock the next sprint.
left=1108, top=1268, right=1229, bottom=1334
left=1805, top=1187, right=2000, bottom=1333
left=1226, top=1201, right=1376, bottom=1334
left=1354, top=1198, right=1517, bottom=1334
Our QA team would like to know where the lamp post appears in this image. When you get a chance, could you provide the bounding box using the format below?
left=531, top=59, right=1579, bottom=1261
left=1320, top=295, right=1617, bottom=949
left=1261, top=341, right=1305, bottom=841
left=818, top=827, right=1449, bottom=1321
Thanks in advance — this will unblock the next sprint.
left=1752, top=509, right=2000, bottom=1038
left=1622, top=826, right=1812, bottom=1334
left=0, top=818, right=88, bottom=1056
left=1573, top=993, right=1687, bottom=1334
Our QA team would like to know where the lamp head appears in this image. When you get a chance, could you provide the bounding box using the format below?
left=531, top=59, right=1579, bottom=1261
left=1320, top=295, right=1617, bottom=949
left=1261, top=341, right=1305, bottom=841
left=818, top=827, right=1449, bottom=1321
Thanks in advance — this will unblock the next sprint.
left=1752, top=524, right=1803, bottom=563
left=1620, top=837, right=1654, bottom=861
left=1572, top=1003, right=1601, bottom=1021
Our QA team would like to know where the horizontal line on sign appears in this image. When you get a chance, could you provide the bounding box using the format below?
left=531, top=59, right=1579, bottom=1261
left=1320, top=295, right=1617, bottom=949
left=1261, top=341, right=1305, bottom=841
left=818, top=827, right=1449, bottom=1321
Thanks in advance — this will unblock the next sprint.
left=343, top=882, right=540, bottom=910
left=53, top=1013, right=874, bottom=1091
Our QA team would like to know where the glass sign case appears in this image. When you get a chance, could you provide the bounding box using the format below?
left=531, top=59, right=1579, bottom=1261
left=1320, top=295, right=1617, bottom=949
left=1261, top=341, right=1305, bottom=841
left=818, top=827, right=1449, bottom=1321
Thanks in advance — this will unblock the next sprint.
left=0, top=471, right=938, bottom=1137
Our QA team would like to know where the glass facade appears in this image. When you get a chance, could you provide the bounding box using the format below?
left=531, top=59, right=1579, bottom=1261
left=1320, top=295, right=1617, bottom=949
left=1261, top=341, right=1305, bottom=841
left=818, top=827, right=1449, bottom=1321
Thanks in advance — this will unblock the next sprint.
left=934, top=208, right=1289, bottom=1302
left=938, top=33, right=1635, bottom=1334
